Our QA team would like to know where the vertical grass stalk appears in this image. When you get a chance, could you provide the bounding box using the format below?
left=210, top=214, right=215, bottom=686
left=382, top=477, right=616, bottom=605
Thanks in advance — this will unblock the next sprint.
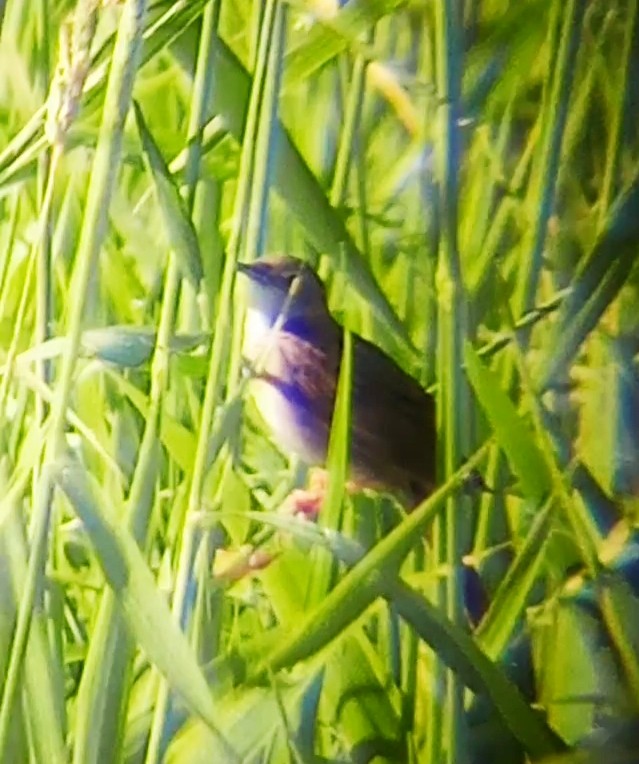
left=143, top=3, right=225, bottom=761
left=431, top=2, right=468, bottom=763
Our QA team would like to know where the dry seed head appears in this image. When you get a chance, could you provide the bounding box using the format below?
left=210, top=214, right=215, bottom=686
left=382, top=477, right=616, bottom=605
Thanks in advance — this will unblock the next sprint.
left=45, top=0, right=99, bottom=147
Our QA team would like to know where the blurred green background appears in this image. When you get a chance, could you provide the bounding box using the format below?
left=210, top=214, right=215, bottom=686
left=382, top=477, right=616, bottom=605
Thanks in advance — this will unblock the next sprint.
left=1, top=0, right=639, bottom=762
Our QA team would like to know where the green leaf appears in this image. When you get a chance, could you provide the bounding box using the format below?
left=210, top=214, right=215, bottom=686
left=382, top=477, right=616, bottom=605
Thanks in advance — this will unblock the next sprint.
left=540, top=172, right=639, bottom=388
left=306, top=327, right=353, bottom=607
left=133, top=101, right=203, bottom=286
left=464, top=343, right=551, bottom=504
left=166, top=670, right=322, bottom=763
left=55, top=456, right=237, bottom=759
left=105, top=369, right=196, bottom=472
left=475, top=497, right=553, bottom=659
left=383, top=578, right=564, bottom=760
left=284, top=0, right=406, bottom=86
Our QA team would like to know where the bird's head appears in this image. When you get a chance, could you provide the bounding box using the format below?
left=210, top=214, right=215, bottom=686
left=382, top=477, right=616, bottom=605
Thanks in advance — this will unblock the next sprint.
left=237, top=256, right=328, bottom=328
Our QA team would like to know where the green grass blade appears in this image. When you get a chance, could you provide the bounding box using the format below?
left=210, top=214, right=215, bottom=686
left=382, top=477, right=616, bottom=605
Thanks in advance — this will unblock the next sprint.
left=465, top=342, right=552, bottom=504
left=133, top=101, right=203, bottom=287
left=56, top=457, right=237, bottom=758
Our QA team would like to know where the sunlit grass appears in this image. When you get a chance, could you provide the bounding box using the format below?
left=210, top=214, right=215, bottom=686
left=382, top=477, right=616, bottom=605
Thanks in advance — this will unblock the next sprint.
left=0, top=1, right=638, bottom=762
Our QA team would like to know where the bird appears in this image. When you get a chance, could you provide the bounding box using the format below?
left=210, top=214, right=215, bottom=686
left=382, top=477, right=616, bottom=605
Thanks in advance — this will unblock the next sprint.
left=237, top=256, right=436, bottom=508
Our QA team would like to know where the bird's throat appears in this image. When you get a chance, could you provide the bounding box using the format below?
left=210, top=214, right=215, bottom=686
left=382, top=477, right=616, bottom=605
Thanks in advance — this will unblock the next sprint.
left=242, top=307, right=275, bottom=362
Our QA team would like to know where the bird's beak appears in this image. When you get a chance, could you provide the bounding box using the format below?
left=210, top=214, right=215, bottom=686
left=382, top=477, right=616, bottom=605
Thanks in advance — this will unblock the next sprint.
left=236, top=261, right=266, bottom=285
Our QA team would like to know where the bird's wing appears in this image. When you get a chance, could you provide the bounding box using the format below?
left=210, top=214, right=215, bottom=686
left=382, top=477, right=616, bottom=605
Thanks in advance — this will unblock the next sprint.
left=251, top=330, right=339, bottom=466
left=350, top=335, right=436, bottom=500
left=278, top=331, right=338, bottom=404
left=255, top=329, right=338, bottom=427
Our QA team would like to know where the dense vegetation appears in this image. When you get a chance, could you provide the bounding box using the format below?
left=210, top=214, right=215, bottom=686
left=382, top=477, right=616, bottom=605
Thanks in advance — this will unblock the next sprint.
left=0, top=0, right=638, bottom=762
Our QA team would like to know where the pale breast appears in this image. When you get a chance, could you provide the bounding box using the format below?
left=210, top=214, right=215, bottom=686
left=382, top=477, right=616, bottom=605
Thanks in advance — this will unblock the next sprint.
left=248, top=378, right=325, bottom=464
left=244, top=314, right=335, bottom=466
left=242, top=307, right=274, bottom=363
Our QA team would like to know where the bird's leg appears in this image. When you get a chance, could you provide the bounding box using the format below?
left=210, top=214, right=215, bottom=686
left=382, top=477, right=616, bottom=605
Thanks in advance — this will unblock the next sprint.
left=283, top=468, right=360, bottom=519
left=282, top=468, right=329, bottom=519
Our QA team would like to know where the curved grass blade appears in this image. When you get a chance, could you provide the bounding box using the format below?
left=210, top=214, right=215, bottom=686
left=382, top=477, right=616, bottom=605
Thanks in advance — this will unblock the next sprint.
left=284, top=0, right=405, bottom=86
left=104, top=369, right=196, bottom=472
left=475, top=496, right=554, bottom=660
left=540, top=173, right=639, bottom=388
left=306, top=328, right=353, bottom=607
left=465, top=342, right=552, bottom=504
left=165, top=669, right=322, bottom=763
left=133, top=101, right=203, bottom=287
left=55, top=456, right=237, bottom=760
left=383, top=578, right=565, bottom=760
left=243, top=447, right=488, bottom=683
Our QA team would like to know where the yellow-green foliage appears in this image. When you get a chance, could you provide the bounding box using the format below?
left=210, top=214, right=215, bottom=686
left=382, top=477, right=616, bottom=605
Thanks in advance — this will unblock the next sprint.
left=0, top=1, right=638, bottom=762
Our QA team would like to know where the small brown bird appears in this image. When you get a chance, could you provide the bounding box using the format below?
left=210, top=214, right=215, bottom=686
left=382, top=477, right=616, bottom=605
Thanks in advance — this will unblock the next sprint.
left=237, top=256, right=436, bottom=507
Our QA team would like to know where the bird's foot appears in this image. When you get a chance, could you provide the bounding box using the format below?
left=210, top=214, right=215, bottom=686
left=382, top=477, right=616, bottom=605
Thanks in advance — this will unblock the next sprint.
left=282, top=468, right=359, bottom=519
left=282, top=468, right=329, bottom=519
left=285, top=489, right=324, bottom=519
